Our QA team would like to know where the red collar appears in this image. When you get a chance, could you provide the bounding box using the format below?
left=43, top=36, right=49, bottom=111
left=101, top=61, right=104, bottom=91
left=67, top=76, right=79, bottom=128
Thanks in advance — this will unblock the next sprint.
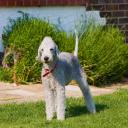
left=43, top=64, right=57, bottom=77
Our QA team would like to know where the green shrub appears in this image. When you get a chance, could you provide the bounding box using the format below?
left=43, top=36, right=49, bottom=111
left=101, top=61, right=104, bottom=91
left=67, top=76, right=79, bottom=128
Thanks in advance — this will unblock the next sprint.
left=0, top=68, right=13, bottom=82
left=2, top=14, right=128, bottom=86
left=2, top=13, right=74, bottom=83
left=79, top=24, right=128, bottom=85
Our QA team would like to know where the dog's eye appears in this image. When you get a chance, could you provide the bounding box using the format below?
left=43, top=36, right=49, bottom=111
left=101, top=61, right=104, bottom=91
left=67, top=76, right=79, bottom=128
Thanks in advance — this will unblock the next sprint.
left=50, top=48, right=54, bottom=51
left=41, top=49, right=43, bottom=51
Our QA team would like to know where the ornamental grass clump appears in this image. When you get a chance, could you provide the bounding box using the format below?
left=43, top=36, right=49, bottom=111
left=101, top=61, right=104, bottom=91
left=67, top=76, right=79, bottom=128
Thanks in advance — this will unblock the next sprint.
left=1, top=13, right=128, bottom=86
left=79, top=24, right=128, bottom=85
left=2, top=13, right=74, bottom=83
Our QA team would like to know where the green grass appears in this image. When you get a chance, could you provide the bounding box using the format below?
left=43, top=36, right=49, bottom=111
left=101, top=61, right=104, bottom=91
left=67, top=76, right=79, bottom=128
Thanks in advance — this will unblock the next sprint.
left=0, top=89, right=128, bottom=128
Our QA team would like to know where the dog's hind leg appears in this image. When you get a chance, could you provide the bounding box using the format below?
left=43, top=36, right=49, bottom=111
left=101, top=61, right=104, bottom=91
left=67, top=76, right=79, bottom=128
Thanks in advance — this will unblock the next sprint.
left=75, top=71, right=96, bottom=113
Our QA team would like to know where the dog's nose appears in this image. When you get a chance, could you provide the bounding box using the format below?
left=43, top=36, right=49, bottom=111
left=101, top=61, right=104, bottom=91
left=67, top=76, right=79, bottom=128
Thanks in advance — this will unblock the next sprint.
left=44, top=56, right=49, bottom=61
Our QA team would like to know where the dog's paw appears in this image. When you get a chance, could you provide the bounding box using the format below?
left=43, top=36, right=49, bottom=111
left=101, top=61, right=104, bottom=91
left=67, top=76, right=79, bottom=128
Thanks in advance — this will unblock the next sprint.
left=57, top=116, right=65, bottom=121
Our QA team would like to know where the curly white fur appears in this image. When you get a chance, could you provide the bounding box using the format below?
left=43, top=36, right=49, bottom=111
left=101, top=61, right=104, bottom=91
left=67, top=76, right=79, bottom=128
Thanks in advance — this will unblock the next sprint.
left=36, top=36, right=96, bottom=120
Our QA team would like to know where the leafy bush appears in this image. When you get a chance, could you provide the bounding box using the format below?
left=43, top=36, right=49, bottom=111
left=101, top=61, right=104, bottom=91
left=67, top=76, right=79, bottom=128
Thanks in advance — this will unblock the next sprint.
left=2, top=14, right=128, bottom=86
left=79, top=24, right=128, bottom=85
left=0, top=68, right=13, bottom=82
left=2, top=13, right=74, bottom=84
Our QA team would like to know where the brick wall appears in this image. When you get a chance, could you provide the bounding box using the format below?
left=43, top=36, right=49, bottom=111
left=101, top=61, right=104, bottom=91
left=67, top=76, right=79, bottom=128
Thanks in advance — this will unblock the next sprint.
left=0, top=0, right=88, bottom=6
left=87, top=0, right=128, bottom=43
left=0, top=0, right=128, bottom=42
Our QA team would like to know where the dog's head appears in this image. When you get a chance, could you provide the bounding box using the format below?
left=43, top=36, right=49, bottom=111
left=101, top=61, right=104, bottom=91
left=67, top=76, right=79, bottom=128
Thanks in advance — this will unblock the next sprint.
left=36, top=36, right=60, bottom=64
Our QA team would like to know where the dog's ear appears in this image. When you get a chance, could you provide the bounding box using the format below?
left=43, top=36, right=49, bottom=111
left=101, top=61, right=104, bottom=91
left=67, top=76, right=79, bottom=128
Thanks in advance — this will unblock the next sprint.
left=55, top=45, right=60, bottom=56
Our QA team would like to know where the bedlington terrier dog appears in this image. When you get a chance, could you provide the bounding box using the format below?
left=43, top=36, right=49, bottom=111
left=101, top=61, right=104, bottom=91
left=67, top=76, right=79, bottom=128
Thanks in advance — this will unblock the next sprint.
left=36, top=36, right=96, bottom=120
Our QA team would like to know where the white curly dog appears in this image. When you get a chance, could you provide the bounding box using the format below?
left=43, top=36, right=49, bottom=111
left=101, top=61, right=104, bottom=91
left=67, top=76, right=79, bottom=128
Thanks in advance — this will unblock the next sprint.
left=36, top=36, right=96, bottom=120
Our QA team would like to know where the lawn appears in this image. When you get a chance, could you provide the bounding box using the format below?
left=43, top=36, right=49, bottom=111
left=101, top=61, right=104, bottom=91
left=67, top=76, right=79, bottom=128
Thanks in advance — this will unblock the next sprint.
left=0, top=89, right=128, bottom=128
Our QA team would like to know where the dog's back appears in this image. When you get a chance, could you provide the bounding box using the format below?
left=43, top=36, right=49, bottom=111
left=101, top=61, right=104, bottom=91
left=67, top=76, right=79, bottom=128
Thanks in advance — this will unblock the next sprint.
left=57, top=52, right=81, bottom=84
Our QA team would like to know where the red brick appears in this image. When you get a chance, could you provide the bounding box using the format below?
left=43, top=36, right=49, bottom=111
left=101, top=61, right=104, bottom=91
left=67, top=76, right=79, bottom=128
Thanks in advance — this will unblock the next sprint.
left=98, top=0, right=111, bottom=4
left=111, top=0, right=124, bottom=3
left=58, top=0, right=64, bottom=5
left=46, top=0, right=61, bottom=6
left=75, top=0, right=82, bottom=5
left=45, top=0, right=88, bottom=6
left=87, top=4, right=92, bottom=9
left=15, top=0, right=24, bottom=6
left=82, top=0, right=89, bottom=5
left=7, top=0, right=15, bottom=6
left=90, top=0, right=98, bottom=4
left=76, top=0, right=86, bottom=5
left=0, top=0, right=8, bottom=6
left=106, top=4, right=119, bottom=11
left=40, top=0, right=47, bottom=6
left=91, top=5, right=106, bottom=11
left=66, top=0, right=73, bottom=5
left=124, top=0, right=128, bottom=3
left=112, top=11, right=125, bottom=17
left=23, top=0, right=31, bottom=6
left=125, top=11, right=128, bottom=17
left=119, top=17, right=128, bottom=24
left=58, top=0, right=67, bottom=6
left=2, top=0, right=89, bottom=6
left=69, top=0, right=74, bottom=5
left=54, top=0, right=62, bottom=5
left=100, top=11, right=112, bottom=17
left=62, top=0, right=68, bottom=5
left=119, top=4, right=128, bottom=10
left=31, top=0, right=40, bottom=6
left=79, top=0, right=87, bottom=5
left=107, top=17, right=118, bottom=24
left=46, top=0, right=53, bottom=6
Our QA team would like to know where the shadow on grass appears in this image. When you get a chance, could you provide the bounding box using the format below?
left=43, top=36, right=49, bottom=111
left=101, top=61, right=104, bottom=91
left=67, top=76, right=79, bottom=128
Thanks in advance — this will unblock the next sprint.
left=66, top=104, right=109, bottom=118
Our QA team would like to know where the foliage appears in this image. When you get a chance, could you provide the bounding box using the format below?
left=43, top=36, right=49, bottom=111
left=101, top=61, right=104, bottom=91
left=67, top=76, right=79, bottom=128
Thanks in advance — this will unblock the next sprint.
left=0, top=89, right=128, bottom=128
left=0, top=67, right=13, bottom=82
left=79, top=24, right=128, bottom=85
left=2, top=13, right=74, bottom=83
left=1, top=13, right=128, bottom=85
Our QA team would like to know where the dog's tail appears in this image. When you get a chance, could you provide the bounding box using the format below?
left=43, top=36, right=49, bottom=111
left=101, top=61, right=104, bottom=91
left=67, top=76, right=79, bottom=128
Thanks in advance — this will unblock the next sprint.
left=74, top=30, right=79, bottom=57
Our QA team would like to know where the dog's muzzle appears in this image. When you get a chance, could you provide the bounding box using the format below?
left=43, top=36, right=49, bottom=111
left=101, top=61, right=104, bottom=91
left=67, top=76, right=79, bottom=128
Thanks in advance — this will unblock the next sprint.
left=44, top=56, right=49, bottom=63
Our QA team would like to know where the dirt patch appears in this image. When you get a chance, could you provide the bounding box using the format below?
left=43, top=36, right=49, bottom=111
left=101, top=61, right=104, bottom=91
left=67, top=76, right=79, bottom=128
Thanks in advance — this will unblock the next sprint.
left=0, top=81, right=128, bottom=104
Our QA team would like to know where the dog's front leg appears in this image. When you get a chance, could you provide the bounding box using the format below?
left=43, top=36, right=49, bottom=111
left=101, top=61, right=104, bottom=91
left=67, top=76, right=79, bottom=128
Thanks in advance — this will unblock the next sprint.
left=56, top=82, right=65, bottom=120
left=44, top=80, right=55, bottom=120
